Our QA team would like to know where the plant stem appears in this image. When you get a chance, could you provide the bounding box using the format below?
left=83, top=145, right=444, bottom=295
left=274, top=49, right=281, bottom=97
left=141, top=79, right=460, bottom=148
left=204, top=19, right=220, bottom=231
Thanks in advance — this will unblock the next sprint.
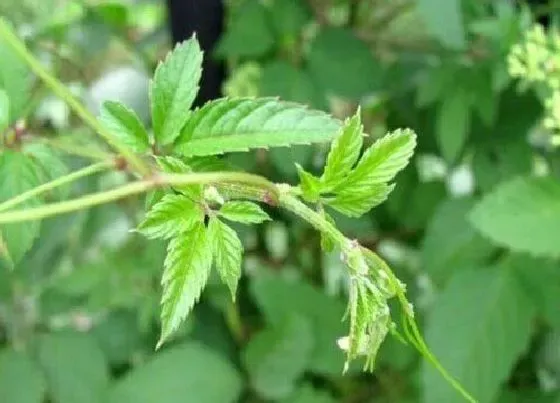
left=0, top=19, right=150, bottom=176
left=0, top=160, right=114, bottom=212
left=0, top=171, right=278, bottom=224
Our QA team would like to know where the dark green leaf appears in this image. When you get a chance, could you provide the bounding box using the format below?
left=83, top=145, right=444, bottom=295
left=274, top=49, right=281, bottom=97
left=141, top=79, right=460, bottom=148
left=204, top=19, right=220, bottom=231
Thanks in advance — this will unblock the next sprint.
left=99, top=100, right=150, bottom=153
left=174, top=98, right=341, bottom=157
left=109, top=342, right=242, bottom=403
left=280, top=384, right=336, bottom=403
left=37, top=332, right=110, bottom=403
left=151, top=37, right=202, bottom=145
left=436, top=89, right=470, bottom=162
left=269, top=0, right=310, bottom=40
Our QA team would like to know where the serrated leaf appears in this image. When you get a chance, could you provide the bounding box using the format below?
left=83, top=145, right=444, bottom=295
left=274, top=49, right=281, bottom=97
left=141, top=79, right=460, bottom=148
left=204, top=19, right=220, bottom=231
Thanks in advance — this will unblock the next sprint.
left=436, top=89, right=470, bottom=162
left=0, top=348, right=46, bottom=403
left=296, top=164, right=320, bottom=202
left=0, top=150, right=42, bottom=263
left=326, top=183, right=394, bottom=218
left=137, top=194, right=203, bottom=240
left=155, top=156, right=202, bottom=199
left=174, top=98, right=341, bottom=157
left=243, top=315, right=314, bottom=400
left=417, top=0, right=466, bottom=49
left=37, top=332, right=110, bottom=403
left=470, top=177, right=560, bottom=257
left=0, top=31, right=31, bottom=120
left=218, top=201, right=270, bottom=224
left=422, top=198, right=495, bottom=284
left=337, top=129, right=416, bottom=194
left=151, top=37, right=202, bottom=145
left=422, top=266, right=535, bottom=403
left=109, top=342, right=242, bottom=403
left=322, top=112, right=363, bottom=188
left=159, top=222, right=212, bottom=346
left=208, top=217, right=243, bottom=300
left=99, top=100, right=150, bottom=153
left=0, top=89, right=9, bottom=132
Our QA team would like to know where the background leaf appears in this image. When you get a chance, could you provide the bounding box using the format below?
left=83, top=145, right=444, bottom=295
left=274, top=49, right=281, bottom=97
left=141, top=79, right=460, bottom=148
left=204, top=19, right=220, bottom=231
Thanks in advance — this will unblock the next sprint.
left=416, top=0, right=466, bottom=49
left=175, top=98, right=341, bottom=157
left=0, top=349, right=46, bottom=403
left=470, top=177, right=560, bottom=257
left=436, top=88, right=470, bottom=163
left=0, top=32, right=31, bottom=120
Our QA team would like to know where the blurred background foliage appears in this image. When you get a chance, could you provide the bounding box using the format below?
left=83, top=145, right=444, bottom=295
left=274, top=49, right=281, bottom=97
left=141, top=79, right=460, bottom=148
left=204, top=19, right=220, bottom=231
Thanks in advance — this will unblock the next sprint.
left=0, top=0, right=560, bottom=402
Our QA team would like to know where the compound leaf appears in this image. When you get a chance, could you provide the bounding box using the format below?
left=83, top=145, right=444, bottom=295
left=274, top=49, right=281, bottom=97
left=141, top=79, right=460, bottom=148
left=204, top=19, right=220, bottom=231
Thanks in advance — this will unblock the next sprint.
left=174, top=98, right=341, bottom=157
left=99, top=101, right=150, bottom=153
left=470, top=177, right=560, bottom=257
left=137, top=194, right=203, bottom=240
left=325, top=183, right=394, bottom=218
left=151, top=37, right=202, bottom=145
left=219, top=201, right=270, bottom=224
left=159, top=222, right=212, bottom=346
left=208, top=217, right=243, bottom=300
left=322, top=112, right=363, bottom=188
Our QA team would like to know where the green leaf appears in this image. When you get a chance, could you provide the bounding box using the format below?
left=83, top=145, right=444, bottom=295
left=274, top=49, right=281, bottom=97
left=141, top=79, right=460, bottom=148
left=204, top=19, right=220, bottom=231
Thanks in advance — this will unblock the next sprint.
left=417, top=0, right=466, bottom=49
left=436, top=88, right=470, bottom=162
left=215, top=0, right=274, bottom=58
left=307, top=28, right=380, bottom=99
left=37, top=332, right=110, bottom=403
left=208, top=217, right=243, bottom=300
left=280, top=384, right=336, bottom=403
left=322, top=112, right=363, bottom=188
left=269, top=0, right=311, bottom=40
left=24, top=143, right=69, bottom=200
left=469, top=177, right=560, bottom=257
left=99, top=101, right=150, bottom=153
left=325, top=183, right=394, bottom=218
left=0, top=349, right=46, bottom=403
left=174, top=98, right=341, bottom=157
left=250, top=272, right=347, bottom=375
left=337, top=128, right=416, bottom=193
left=422, top=198, right=495, bottom=284
left=137, top=194, right=203, bottom=240
left=0, top=31, right=31, bottom=120
left=296, top=164, right=321, bottom=202
left=510, top=254, right=560, bottom=328
left=319, top=209, right=336, bottom=252
left=109, top=342, right=242, bottom=403
left=422, top=266, right=535, bottom=403
left=151, top=37, right=202, bottom=145
left=243, top=315, right=314, bottom=400
left=0, top=89, right=9, bottom=133
left=155, top=156, right=202, bottom=199
left=0, top=150, right=42, bottom=263
left=159, top=222, right=212, bottom=346
left=218, top=201, right=270, bottom=224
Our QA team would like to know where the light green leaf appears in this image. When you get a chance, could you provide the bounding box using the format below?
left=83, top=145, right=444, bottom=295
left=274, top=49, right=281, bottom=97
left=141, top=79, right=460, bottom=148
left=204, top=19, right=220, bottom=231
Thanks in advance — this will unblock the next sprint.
left=151, top=37, right=202, bottom=145
left=322, top=112, right=363, bottom=188
left=337, top=129, right=416, bottom=193
left=296, top=164, right=321, bottom=202
left=308, top=28, right=380, bottom=99
left=0, top=150, right=42, bottom=264
left=215, top=0, right=274, bottom=58
left=99, top=100, right=150, bottom=153
left=422, top=266, right=535, bottom=403
left=219, top=201, right=270, bottom=224
left=174, top=98, right=341, bottom=157
left=37, top=332, right=110, bottom=403
left=436, top=88, right=470, bottom=162
left=243, top=315, right=314, bottom=400
left=137, top=194, right=203, bottom=240
left=0, top=89, right=9, bottom=132
left=250, top=273, right=347, bottom=375
left=109, top=342, right=242, bottom=403
left=326, top=183, right=394, bottom=218
left=0, top=31, right=31, bottom=120
left=416, top=0, right=466, bottom=49
left=0, top=348, right=46, bottom=403
left=469, top=177, right=560, bottom=257
left=208, top=217, right=243, bottom=300
left=422, top=198, right=495, bottom=284
left=159, top=222, right=212, bottom=346
left=319, top=209, right=336, bottom=252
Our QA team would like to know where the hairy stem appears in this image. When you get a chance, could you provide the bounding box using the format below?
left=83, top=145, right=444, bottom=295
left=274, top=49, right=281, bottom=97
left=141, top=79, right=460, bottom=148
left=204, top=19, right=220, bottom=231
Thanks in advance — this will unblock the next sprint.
left=0, top=171, right=278, bottom=223
left=0, top=160, right=115, bottom=212
left=0, top=19, right=150, bottom=176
